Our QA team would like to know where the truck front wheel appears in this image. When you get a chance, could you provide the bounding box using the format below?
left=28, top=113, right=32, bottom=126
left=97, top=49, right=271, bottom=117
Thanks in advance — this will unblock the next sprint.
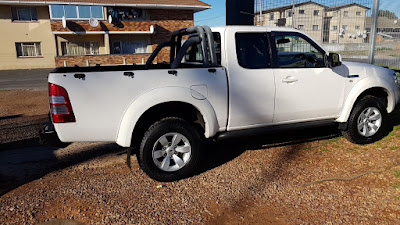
left=342, top=95, right=388, bottom=144
left=137, top=117, right=201, bottom=181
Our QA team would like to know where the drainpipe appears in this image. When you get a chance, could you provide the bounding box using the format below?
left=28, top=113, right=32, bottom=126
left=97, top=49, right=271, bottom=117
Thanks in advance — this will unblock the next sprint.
left=368, top=0, right=380, bottom=64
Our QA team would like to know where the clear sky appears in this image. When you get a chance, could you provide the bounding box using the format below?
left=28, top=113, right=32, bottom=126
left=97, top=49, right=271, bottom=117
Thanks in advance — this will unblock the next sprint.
left=194, top=0, right=400, bottom=27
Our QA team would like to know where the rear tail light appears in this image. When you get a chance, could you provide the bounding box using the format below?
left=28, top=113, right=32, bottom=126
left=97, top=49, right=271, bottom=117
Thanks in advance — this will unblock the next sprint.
left=49, top=83, right=76, bottom=123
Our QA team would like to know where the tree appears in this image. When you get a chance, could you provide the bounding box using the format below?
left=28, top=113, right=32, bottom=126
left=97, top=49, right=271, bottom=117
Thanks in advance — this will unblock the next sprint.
left=378, top=10, right=398, bottom=20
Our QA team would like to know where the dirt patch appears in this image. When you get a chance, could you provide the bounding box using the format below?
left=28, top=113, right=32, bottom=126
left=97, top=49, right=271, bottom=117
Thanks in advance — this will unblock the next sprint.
left=1, top=90, right=400, bottom=224
left=0, top=90, right=49, bottom=147
left=0, top=90, right=48, bottom=117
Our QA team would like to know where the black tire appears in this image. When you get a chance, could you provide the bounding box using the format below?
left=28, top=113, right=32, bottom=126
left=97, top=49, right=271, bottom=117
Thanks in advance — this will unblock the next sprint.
left=137, top=117, right=202, bottom=182
left=342, top=95, right=388, bottom=144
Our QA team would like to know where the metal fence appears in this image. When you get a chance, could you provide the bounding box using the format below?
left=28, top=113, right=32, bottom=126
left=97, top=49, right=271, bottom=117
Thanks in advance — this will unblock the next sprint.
left=254, top=0, right=400, bottom=69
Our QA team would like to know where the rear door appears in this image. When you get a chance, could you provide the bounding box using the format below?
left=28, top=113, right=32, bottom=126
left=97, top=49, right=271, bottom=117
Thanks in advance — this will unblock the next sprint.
left=271, top=32, right=347, bottom=123
left=225, top=29, right=275, bottom=131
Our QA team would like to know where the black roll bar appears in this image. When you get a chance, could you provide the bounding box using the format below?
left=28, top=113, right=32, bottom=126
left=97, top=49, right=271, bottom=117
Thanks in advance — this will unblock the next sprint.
left=145, top=41, right=171, bottom=69
left=145, top=25, right=216, bottom=69
left=171, top=36, right=201, bottom=69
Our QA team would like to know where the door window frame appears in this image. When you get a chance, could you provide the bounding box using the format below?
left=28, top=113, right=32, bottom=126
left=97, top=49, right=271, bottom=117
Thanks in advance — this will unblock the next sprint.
left=269, top=31, right=327, bottom=69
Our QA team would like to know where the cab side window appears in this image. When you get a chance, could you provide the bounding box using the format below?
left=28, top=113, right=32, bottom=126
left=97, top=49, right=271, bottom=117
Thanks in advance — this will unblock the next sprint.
left=274, top=34, right=325, bottom=68
left=235, top=33, right=271, bottom=69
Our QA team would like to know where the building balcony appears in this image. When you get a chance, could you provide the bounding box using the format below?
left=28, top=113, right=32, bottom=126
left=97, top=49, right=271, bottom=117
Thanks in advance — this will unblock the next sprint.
left=51, top=20, right=156, bottom=34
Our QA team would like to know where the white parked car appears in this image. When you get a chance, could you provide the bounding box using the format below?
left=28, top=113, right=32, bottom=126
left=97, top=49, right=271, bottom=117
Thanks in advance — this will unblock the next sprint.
left=45, top=26, right=400, bottom=181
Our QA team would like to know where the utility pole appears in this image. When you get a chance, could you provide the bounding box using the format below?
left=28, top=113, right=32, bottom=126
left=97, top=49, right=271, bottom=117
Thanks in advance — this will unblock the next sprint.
left=368, top=0, right=380, bottom=64
left=292, top=0, right=295, bottom=28
left=226, top=0, right=255, bottom=25
left=259, top=0, right=263, bottom=24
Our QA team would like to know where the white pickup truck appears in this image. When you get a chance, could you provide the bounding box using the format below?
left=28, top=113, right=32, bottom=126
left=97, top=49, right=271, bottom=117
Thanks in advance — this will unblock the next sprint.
left=46, top=26, right=400, bottom=181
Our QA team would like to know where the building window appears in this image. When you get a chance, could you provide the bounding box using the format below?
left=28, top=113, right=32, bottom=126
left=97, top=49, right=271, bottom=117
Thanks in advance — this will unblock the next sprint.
left=111, top=41, right=147, bottom=54
left=314, top=10, right=319, bottom=16
left=342, top=25, right=348, bottom=31
left=313, top=25, right=319, bottom=31
left=50, top=5, right=103, bottom=20
left=11, top=7, right=37, bottom=21
left=287, top=10, right=292, bottom=17
left=15, top=42, right=42, bottom=57
left=298, top=25, right=305, bottom=30
left=269, top=13, right=274, bottom=21
left=333, top=11, right=338, bottom=17
left=343, top=11, right=349, bottom=17
left=332, top=26, right=338, bottom=30
left=61, top=42, right=100, bottom=56
left=107, top=7, right=146, bottom=21
left=355, top=25, right=360, bottom=30
left=299, top=10, right=305, bottom=14
left=356, top=11, right=362, bottom=16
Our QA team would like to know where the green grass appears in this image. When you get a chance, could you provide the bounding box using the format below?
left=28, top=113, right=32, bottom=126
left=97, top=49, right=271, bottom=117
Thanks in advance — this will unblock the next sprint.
left=376, top=47, right=393, bottom=51
left=394, top=170, right=400, bottom=178
left=325, top=137, right=341, bottom=144
left=393, top=183, right=400, bottom=189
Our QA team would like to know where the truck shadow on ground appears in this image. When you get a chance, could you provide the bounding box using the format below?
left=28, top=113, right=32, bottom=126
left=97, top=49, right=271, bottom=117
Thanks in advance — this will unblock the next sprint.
left=196, top=125, right=341, bottom=177
left=197, top=108, right=400, bottom=177
left=0, top=142, right=122, bottom=196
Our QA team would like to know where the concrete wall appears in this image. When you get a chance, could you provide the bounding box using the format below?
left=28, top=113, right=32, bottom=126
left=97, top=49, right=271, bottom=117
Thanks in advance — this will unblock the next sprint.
left=327, top=5, right=367, bottom=44
left=257, top=3, right=369, bottom=45
left=0, top=6, right=56, bottom=70
left=260, top=3, right=325, bottom=43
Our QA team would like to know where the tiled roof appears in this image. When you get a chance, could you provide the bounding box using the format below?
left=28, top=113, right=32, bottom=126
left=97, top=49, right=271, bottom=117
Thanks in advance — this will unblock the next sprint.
left=260, top=1, right=369, bottom=14
left=261, top=1, right=326, bottom=14
left=1, top=0, right=210, bottom=10
left=325, top=3, right=370, bottom=12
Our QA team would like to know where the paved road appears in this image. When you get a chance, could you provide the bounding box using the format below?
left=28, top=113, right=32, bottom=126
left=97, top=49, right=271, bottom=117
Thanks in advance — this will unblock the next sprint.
left=0, top=69, right=52, bottom=90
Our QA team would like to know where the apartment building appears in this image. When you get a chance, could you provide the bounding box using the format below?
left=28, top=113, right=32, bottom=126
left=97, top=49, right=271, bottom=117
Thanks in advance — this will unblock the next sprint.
left=255, top=1, right=369, bottom=44
left=0, top=0, right=210, bottom=70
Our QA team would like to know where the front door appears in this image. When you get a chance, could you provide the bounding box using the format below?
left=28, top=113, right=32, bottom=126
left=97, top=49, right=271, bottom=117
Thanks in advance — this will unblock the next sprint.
left=271, top=32, right=346, bottom=123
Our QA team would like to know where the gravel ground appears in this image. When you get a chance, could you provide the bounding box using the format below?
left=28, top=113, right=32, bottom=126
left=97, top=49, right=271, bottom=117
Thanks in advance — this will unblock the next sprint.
left=1, top=90, right=400, bottom=224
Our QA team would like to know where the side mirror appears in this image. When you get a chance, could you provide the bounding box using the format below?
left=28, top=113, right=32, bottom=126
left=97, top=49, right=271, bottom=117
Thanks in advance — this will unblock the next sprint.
left=328, top=53, right=342, bottom=68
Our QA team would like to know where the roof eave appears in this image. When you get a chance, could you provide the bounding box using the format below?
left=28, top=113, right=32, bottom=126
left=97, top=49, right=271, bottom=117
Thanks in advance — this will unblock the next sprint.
left=0, top=1, right=211, bottom=11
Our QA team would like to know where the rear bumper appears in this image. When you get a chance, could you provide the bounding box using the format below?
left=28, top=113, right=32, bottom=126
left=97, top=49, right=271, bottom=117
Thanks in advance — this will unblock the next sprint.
left=39, top=115, right=69, bottom=147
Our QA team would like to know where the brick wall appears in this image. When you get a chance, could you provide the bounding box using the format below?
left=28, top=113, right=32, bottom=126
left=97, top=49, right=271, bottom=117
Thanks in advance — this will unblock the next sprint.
left=148, top=10, right=194, bottom=63
left=55, top=54, right=151, bottom=67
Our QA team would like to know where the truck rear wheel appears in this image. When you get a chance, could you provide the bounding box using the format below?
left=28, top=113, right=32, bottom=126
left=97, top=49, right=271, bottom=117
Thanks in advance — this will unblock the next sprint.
left=342, top=95, right=388, bottom=144
left=137, top=117, right=201, bottom=181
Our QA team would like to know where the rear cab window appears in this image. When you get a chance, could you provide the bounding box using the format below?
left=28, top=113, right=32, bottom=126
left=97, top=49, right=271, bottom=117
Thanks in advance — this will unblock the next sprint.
left=235, top=33, right=271, bottom=69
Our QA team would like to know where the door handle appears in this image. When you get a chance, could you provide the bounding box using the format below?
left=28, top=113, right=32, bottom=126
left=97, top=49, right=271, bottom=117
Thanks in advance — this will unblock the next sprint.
left=168, top=70, right=177, bottom=75
left=281, top=76, right=298, bottom=83
left=74, top=74, right=85, bottom=79
left=208, top=68, right=216, bottom=73
left=124, top=71, right=134, bottom=78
